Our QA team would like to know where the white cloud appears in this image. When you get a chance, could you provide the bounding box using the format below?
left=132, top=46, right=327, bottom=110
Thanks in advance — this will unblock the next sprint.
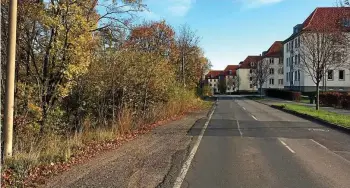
left=235, top=0, right=284, bottom=9
left=167, top=0, right=196, bottom=17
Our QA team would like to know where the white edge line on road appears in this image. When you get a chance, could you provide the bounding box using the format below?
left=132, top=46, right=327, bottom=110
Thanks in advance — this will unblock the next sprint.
left=310, top=139, right=328, bottom=150
left=278, top=139, right=296, bottom=154
left=251, top=115, right=257, bottom=120
left=173, top=103, right=217, bottom=188
left=242, top=107, right=246, bottom=111
left=237, top=120, right=243, bottom=137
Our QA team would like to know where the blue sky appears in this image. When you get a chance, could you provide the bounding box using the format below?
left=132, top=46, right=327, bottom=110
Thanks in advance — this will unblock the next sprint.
left=137, top=0, right=336, bottom=70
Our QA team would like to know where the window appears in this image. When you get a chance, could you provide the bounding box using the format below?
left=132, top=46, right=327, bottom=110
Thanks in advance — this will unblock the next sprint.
left=342, top=18, right=350, bottom=27
left=333, top=52, right=342, bottom=63
left=298, top=54, right=301, bottom=64
left=269, top=79, right=274, bottom=85
left=295, top=71, right=297, bottom=81
left=269, top=68, right=274, bottom=75
left=328, top=70, right=334, bottom=80
left=229, top=70, right=232, bottom=75
left=339, top=70, right=345, bottom=80
left=269, top=58, right=274, bottom=65
left=278, top=68, right=284, bottom=74
left=298, top=70, right=300, bottom=81
left=213, top=84, right=216, bottom=87
left=287, top=58, right=289, bottom=67
left=250, top=77, right=253, bottom=81
left=250, top=84, right=253, bottom=88
left=210, top=84, right=212, bottom=87
left=250, top=69, right=253, bottom=74
left=279, top=58, right=283, bottom=64
left=278, top=79, right=283, bottom=85
left=286, top=72, right=289, bottom=82
left=250, top=62, right=255, bottom=67
left=290, top=72, right=293, bottom=82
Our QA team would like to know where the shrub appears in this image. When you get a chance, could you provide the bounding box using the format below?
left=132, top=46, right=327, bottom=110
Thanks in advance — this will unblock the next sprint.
left=320, top=92, right=350, bottom=109
left=265, top=89, right=301, bottom=102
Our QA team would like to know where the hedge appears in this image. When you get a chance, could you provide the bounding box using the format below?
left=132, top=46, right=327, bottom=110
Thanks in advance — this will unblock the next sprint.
left=319, top=92, right=350, bottom=109
left=265, top=89, right=301, bottom=102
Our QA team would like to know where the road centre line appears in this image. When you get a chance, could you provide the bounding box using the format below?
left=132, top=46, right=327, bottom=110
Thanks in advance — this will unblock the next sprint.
left=310, top=139, right=328, bottom=150
left=237, top=120, right=243, bottom=137
left=278, top=138, right=296, bottom=154
left=173, top=101, right=217, bottom=188
left=251, top=115, right=257, bottom=120
left=242, top=107, right=246, bottom=111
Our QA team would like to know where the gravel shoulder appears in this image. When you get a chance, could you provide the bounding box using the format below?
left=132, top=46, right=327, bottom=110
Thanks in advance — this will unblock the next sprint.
left=44, top=110, right=210, bottom=188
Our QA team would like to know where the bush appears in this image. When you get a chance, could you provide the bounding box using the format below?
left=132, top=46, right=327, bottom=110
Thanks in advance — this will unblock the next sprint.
left=320, top=92, right=350, bottom=109
left=265, top=89, right=301, bottom=102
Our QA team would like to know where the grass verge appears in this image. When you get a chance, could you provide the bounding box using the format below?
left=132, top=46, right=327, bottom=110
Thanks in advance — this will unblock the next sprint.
left=275, top=104, right=350, bottom=128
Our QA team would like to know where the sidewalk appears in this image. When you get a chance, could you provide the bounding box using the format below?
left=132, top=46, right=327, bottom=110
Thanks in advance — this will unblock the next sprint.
left=256, top=97, right=350, bottom=116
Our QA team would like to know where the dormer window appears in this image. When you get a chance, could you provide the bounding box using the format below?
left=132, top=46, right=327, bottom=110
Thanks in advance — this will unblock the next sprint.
left=229, top=70, right=232, bottom=75
left=342, top=18, right=350, bottom=28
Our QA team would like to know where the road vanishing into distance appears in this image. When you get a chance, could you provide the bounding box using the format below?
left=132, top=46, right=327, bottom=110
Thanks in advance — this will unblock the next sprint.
left=180, top=96, right=350, bottom=188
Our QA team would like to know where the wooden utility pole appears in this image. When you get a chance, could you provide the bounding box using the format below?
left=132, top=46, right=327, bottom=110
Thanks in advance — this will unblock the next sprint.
left=4, top=0, right=18, bottom=159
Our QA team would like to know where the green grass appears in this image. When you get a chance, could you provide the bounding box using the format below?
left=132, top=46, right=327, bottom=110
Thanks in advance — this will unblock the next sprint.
left=276, top=104, right=350, bottom=128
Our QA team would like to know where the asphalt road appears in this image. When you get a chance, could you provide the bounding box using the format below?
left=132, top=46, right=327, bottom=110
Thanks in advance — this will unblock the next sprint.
left=182, top=96, right=350, bottom=188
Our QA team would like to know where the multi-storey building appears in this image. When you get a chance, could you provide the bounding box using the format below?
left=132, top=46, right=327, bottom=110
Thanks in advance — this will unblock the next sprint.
left=237, top=56, right=261, bottom=92
left=260, top=41, right=284, bottom=90
left=205, top=70, right=222, bottom=94
left=283, top=7, right=350, bottom=92
left=223, top=65, right=239, bottom=93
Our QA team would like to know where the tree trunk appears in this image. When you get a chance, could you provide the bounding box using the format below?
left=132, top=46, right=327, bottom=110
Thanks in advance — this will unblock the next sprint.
left=316, top=82, right=320, bottom=110
left=260, top=84, right=262, bottom=98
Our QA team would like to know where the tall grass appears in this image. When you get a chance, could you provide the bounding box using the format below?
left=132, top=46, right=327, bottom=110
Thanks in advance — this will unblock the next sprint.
left=2, top=88, right=210, bottom=186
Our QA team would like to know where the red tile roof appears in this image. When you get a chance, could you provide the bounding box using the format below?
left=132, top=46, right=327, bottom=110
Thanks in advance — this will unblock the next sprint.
left=224, top=65, right=239, bottom=76
left=206, top=70, right=223, bottom=79
left=302, top=7, right=350, bottom=32
left=264, top=41, right=283, bottom=58
left=239, top=56, right=262, bottom=69
left=284, top=7, right=350, bottom=43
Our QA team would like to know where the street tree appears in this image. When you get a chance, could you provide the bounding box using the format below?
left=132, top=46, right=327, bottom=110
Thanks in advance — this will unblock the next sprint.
left=250, top=60, right=270, bottom=98
left=299, top=21, right=350, bottom=110
left=233, top=75, right=241, bottom=93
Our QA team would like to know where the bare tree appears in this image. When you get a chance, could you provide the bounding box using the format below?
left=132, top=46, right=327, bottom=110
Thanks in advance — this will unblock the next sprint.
left=299, top=28, right=350, bottom=110
left=177, top=24, right=200, bottom=87
left=226, top=76, right=234, bottom=94
left=250, top=60, right=270, bottom=97
left=233, top=75, right=241, bottom=93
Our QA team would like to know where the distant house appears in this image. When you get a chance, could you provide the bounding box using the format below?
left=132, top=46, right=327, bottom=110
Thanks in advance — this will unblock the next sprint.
left=223, top=65, right=239, bottom=93
left=205, top=70, right=223, bottom=94
left=260, top=41, right=284, bottom=91
left=283, top=7, right=350, bottom=92
left=237, top=56, right=262, bottom=92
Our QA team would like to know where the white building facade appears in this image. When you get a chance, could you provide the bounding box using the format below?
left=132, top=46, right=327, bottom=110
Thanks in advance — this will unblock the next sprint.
left=283, top=7, right=350, bottom=92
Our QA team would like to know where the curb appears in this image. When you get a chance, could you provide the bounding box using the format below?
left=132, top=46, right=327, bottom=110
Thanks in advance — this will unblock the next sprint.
left=270, top=104, right=350, bottom=133
left=246, top=97, right=350, bottom=134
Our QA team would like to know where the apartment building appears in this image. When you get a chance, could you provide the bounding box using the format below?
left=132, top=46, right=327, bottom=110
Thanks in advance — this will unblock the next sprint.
left=283, top=7, right=350, bottom=92
left=260, top=41, right=284, bottom=90
left=205, top=70, right=223, bottom=93
left=223, top=65, right=239, bottom=93
left=237, top=56, right=261, bottom=92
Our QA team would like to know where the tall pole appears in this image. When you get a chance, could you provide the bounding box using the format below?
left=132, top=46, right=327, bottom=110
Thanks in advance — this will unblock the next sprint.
left=4, top=0, right=18, bottom=159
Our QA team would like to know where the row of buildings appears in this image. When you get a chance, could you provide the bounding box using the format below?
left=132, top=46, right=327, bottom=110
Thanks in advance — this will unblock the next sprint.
left=205, top=7, right=350, bottom=94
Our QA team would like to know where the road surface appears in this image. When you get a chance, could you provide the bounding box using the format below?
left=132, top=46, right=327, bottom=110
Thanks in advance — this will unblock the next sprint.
left=181, top=96, right=350, bottom=188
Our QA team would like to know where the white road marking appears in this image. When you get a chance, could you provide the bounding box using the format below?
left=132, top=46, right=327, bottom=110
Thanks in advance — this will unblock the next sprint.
left=278, top=138, right=296, bottom=154
left=242, top=107, right=246, bottom=111
left=173, top=103, right=217, bottom=188
left=308, top=128, right=329, bottom=132
left=237, top=120, right=243, bottom=137
left=251, top=115, right=257, bottom=120
left=310, top=139, right=328, bottom=150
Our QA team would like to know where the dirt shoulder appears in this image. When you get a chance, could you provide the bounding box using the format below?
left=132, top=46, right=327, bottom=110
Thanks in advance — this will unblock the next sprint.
left=44, top=110, right=209, bottom=188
